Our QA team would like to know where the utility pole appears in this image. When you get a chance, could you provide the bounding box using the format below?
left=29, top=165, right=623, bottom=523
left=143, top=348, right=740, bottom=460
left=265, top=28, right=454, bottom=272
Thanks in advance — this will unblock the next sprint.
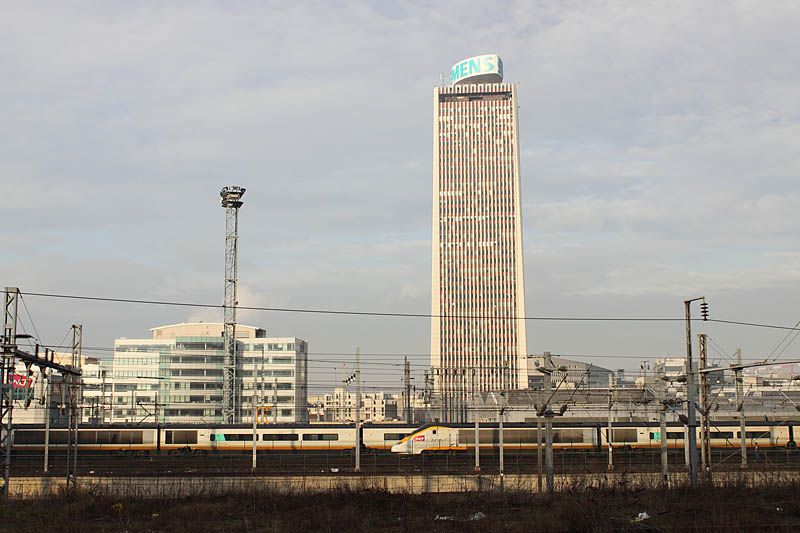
left=251, top=384, right=258, bottom=472
left=403, top=357, right=412, bottom=424
left=354, top=347, right=361, bottom=473
left=43, top=364, right=51, bottom=473
left=735, top=348, right=747, bottom=468
left=472, top=368, right=480, bottom=472
left=543, top=352, right=554, bottom=493
left=698, top=333, right=711, bottom=483
left=220, top=185, right=245, bottom=424
left=1, top=288, right=19, bottom=498
left=437, top=368, right=445, bottom=423
left=607, top=374, right=614, bottom=471
left=252, top=349, right=265, bottom=468
left=498, top=405, right=504, bottom=490
left=536, top=415, right=543, bottom=492
left=273, top=378, right=278, bottom=425
left=423, top=370, right=432, bottom=421
left=684, top=297, right=706, bottom=488
left=66, top=324, right=81, bottom=489
left=658, top=365, right=669, bottom=486
left=155, top=391, right=161, bottom=456
left=2, top=289, right=82, bottom=497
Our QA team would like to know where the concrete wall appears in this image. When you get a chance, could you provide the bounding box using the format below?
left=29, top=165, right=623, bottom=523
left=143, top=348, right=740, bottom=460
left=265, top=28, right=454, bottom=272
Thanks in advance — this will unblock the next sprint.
left=9, top=471, right=800, bottom=499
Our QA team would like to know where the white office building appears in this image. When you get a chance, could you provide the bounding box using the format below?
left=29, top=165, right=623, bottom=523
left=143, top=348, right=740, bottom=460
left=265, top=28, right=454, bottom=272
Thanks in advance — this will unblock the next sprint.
left=112, top=323, right=308, bottom=424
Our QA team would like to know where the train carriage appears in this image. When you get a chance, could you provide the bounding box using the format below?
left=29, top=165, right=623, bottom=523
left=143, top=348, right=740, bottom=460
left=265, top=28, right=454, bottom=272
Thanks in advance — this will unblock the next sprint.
left=391, top=421, right=797, bottom=454
left=10, top=420, right=797, bottom=456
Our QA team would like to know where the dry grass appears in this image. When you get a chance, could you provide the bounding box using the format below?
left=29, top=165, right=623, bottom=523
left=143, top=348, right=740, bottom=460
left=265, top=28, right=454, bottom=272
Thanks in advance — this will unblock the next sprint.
left=2, top=482, right=800, bottom=532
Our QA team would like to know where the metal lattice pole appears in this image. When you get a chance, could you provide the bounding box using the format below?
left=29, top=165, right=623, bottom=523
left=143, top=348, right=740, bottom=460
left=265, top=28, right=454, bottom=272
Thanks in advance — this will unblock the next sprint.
left=354, top=348, right=361, bottom=473
left=1, top=288, right=19, bottom=498
left=684, top=298, right=702, bottom=488
left=66, top=324, right=81, bottom=489
left=220, top=186, right=245, bottom=424
left=698, top=333, right=711, bottom=483
left=735, top=349, right=747, bottom=468
left=658, top=366, right=669, bottom=486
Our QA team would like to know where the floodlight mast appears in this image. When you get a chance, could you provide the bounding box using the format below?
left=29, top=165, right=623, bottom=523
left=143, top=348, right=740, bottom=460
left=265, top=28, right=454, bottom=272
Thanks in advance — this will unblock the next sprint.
left=221, top=186, right=245, bottom=424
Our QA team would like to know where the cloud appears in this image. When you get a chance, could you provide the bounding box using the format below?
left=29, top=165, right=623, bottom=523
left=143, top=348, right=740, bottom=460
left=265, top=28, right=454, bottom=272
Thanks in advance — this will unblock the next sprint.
left=2, top=1, right=800, bottom=390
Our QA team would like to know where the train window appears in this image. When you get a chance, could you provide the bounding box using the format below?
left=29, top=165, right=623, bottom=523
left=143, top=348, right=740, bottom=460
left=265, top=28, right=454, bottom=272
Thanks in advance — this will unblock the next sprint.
left=383, top=433, right=408, bottom=441
left=120, top=431, right=144, bottom=444
left=302, top=434, right=339, bottom=441
left=165, top=430, right=198, bottom=445
left=79, top=431, right=97, bottom=444
left=262, top=433, right=299, bottom=441
left=710, top=432, right=734, bottom=439
left=14, top=430, right=45, bottom=444
left=458, top=430, right=504, bottom=445
left=650, top=432, right=685, bottom=440
left=504, top=430, right=539, bottom=444
left=211, top=434, right=253, bottom=442
left=740, top=431, right=770, bottom=439
left=611, top=429, right=637, bottom=443
left=559, top=430, right=584, bottom=443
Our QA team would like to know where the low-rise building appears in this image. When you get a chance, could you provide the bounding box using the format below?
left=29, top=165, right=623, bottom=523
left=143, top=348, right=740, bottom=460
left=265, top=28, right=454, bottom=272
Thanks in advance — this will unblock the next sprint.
left=317, top=387, right=397, bottom=422
left=527, top=354, right=614, bottom=390
left=112, top=322, right=308, bottom=424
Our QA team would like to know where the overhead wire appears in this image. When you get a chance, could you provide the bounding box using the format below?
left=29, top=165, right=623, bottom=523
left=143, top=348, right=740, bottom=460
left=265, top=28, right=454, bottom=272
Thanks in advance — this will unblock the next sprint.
left=39, top=343, right=788, bottom=365
left=16, top=290, right=698, bottom=322
left=18, top=294, right=44, bottom=346
left=18, top=290, right=800, bottom=333
left=767, top=318, right=800, bottom=362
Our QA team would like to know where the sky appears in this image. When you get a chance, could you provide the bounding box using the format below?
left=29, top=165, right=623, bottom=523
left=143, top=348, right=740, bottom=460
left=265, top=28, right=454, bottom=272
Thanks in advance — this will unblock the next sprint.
left=3, top=1, right=800, bottom=396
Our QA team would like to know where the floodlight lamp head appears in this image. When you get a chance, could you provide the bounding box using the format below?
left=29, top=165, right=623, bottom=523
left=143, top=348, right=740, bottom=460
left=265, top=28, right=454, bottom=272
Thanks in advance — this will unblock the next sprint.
left=220, top=185, right=246, bottom=208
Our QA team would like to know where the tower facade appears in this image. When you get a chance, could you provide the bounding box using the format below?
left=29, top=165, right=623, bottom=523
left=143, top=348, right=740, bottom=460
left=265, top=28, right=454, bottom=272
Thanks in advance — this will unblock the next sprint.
left=431, top=55, right=528, bottom=421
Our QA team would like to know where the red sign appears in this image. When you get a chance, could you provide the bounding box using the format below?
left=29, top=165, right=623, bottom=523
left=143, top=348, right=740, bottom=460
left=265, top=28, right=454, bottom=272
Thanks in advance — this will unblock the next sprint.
left=10, top=374, right=33, bottom=389
left=413, top=435, right=426, bottom=442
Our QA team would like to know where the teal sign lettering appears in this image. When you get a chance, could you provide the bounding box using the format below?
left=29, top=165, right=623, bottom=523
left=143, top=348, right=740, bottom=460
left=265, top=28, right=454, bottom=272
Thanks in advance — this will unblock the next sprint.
left=450, top=54, right=503, bottom=84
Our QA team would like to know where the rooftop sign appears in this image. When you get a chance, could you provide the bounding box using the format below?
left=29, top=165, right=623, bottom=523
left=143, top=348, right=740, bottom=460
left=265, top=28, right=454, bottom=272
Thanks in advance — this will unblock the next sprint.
left=450, top=54, right=503, bottom=85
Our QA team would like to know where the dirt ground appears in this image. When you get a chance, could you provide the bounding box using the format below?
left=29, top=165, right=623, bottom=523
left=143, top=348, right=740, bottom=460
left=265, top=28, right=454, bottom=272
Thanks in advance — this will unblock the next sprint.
left=1, top=484, right=799, bottom=531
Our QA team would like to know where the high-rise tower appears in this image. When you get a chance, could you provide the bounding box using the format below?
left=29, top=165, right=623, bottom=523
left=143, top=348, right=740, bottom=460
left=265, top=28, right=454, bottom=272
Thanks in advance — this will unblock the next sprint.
left=431, top=55, right=528, bottom=421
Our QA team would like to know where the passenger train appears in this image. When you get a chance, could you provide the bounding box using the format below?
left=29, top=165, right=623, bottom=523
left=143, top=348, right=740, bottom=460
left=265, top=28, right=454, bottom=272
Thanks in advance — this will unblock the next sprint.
left=10, top=420, right=799, bottom=456
left=390, top=421, right=799, bottom=454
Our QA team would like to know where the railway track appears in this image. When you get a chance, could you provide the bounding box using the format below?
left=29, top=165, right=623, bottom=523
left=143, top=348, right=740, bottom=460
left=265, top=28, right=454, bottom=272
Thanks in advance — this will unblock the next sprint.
left=10, top=448, right=800, bottom=477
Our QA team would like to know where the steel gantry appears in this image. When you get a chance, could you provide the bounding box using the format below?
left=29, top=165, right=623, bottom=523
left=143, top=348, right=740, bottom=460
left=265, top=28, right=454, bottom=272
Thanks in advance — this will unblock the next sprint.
left=1, top=288, right=82, bottom=497
left=220, top=186, right=245, bottom=424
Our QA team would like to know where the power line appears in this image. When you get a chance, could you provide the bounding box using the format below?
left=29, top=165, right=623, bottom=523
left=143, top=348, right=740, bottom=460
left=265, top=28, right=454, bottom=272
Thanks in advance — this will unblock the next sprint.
left=19, top=290, right=800, bottom=332
left=19, top=290, right=687, bottom=322
left=708, top=318, right=800, bottom=332
left=18, top=294, right=44, bottom=346
left=45, top=344, right=792, bottom=368
left=766, top=318, right=800, bottom=362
